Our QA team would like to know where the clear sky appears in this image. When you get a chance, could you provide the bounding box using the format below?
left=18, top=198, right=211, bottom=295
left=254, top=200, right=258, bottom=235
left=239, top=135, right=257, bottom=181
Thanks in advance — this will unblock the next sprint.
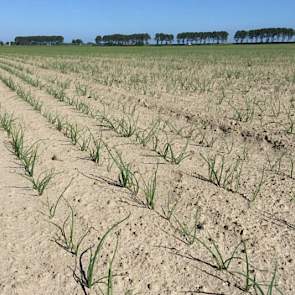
left=1, top=0, right=295, bottom=42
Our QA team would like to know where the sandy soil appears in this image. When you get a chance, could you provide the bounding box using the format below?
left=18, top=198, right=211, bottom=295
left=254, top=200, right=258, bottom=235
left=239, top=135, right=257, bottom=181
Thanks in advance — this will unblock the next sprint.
left=0, top=51, right=294, bottom=295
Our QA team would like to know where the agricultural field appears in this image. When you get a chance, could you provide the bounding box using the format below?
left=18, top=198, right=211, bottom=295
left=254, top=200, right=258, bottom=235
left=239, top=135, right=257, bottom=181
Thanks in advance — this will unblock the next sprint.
left=0, top=44, right=294, bottom=295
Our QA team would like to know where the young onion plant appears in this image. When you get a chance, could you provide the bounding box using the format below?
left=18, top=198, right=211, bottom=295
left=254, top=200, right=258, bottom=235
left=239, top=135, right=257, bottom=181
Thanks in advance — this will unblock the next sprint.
left=89, top=134, right=104, bottom=164
left=237, top=241, right=284, bottom=295
left=200, top=152, right=243, bottom=193
left=21, top=143, right=38, bottom=177
left=29, top=169, right=55, bottom=196
left=155, top=140, right=190, bottom=165
left=0, top=110, right=15, bottom=136
left=0, top=108, right=52, bottom=196
left=74, top=215, right=130, bottom=294
left=51, top=202, right=91, bottom=256
left=142, top=165, right=158, bottom=209
left=107, top=147, right=139, bottom=195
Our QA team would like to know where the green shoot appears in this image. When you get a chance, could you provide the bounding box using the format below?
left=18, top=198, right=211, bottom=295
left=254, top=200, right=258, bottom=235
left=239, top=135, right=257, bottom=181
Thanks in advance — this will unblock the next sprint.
left=108, top=148, right=139, bottom=194
left=11, top=127, right=24, bottom=158
left=51, top=203, right=91, bottom=256
left=89, top=136, right=104, bottom=164
left=200, top=152, right=243, bottom=192
left=161, top=195, right=180, bottom=222
left=46, top=178, right=73, bottom=219
left=21, top=144, right=38, bottom=177
left=75, top=214, right=130, bottom=290
left=173, top=210, right=200, bottom=245
left=142, top=166, right=158, bottom=209
left=157, top=140, right=190, bottom=165
left=0, top=111, right=15, bottom=136
left=30, top=169, right=55, bottom=196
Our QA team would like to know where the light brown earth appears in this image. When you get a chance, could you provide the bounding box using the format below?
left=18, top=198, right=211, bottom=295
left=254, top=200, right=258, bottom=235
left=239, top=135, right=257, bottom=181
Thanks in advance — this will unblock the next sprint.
left=0, top=48, right=294, bottom=295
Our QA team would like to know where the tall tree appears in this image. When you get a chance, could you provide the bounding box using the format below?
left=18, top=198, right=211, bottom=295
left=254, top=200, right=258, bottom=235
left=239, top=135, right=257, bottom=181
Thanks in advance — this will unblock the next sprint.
left=95, top=36, right=102, bottom=45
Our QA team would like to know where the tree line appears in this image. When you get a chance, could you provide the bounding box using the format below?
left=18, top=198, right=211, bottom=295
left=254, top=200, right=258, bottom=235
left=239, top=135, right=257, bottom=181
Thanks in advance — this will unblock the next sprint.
left=95, top=34, right=151, bottom=45
left=14, top=36, right=64, bottom=45
left=234, top=27, right=295, bottom=43
left=155, top=33, right=174, bottom=45
left=94, top=31, right=229, bottom=45
left=3, top=28, right=294, bottom=46
left=176, top=31, right=229, bottom=44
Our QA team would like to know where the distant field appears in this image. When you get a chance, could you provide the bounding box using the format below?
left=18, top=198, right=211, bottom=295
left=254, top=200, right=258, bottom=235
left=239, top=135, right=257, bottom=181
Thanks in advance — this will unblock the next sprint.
left=1, top=43, right=295, bottom=58
left=0, top=44, right=294, bottom=294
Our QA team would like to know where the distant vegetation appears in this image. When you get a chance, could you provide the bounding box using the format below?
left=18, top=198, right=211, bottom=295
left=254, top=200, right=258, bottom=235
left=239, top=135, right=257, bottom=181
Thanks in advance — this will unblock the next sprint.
left=155, top=33, right=174, bottom=45
left=176, top=31, right=229, bottom=44
left=14, top=36, right=64, bottom=45
left=234, top=27, right=295, bottom=43
left=1, top=27, right=294, bottom=46
left=72, top=39, right=83, bottom=45
left=95, top=34, right=151, bottom=45
left=94, top=31, right=229, bottom=46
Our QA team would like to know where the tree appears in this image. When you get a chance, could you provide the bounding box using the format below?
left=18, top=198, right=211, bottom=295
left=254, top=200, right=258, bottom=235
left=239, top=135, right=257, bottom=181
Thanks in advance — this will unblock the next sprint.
left=168, top=34, right=174, bottom=44
left=72, top=39, right=83, bottom=45
left=155, top=33, right=174, bottom=45
left=155, top=33, right=160, bottom=45
left=234, top=30, right=248, bottom=43
left=95, top=35, right=102, bottom=45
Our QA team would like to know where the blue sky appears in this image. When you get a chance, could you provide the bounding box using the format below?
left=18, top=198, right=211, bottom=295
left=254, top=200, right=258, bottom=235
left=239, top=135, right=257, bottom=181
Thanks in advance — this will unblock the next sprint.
left=1, top=0, right=295, bottom=42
